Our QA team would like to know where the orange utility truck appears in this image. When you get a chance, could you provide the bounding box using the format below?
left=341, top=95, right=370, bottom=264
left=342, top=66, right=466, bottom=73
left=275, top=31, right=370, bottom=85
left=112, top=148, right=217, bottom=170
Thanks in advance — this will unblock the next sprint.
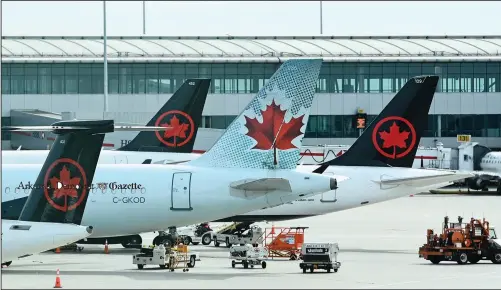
left=418, top=216, right=501, bottom=264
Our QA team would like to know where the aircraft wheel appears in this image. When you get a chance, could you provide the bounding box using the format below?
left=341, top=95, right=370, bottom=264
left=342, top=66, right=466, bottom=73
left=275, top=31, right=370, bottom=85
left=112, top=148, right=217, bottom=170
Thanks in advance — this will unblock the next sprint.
left=122, top=235, right=142, bottom=248
left=154, top=235, right=175, bottom=247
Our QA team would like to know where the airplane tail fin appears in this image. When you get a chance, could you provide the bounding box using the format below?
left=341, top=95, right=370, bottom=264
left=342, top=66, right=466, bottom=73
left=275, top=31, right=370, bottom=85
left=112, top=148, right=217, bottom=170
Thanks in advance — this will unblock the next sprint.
left=188, top=59, right=322, bottom=169
left=329, top=75, right=439, bottom=168
left=17, top=120, right=114, bottom=225
left=117, top=78, right=211, bottom=153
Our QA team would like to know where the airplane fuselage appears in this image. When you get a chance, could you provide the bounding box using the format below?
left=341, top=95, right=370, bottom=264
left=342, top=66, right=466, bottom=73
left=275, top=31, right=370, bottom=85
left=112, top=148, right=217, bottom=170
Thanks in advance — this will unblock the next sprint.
left=2, top=163, right=334, bottom=238
left=1, top=150, right=470, bottom=224
left=2, top=150, right=199, bottom=165
left=2, top=220, right=92, bottom=263
left=479, top=152, right=501, bottom=173
left=218, top=165, right=471, bottom=221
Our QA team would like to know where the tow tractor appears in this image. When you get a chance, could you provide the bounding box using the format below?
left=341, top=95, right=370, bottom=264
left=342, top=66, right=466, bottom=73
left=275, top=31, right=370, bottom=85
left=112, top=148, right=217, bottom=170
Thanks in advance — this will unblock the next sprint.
left=212, top=222, right=256, bottom=247
left=230, top=244, right=268, bottom=269
left=133, top=244, right=200, bottom=271
left=178, top=222, right=214, bottom=246
left=299, top=243, right=341, bottom=273
left=418, top=216, right=501, bottom=264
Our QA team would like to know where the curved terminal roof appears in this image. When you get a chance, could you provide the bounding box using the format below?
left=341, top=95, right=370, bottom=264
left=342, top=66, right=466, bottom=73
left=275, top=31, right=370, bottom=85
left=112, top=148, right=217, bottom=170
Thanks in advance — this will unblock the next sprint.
left=3, top=35, right=501, bottom=62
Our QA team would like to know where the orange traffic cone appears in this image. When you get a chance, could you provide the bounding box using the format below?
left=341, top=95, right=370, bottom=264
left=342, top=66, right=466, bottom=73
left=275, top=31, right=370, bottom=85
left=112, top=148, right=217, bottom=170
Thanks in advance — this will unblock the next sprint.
left=53, top=269, right=62, bottom=288
left=104, top=240, right=109, bottom=254
left=55, top=247, right=61, bottom=254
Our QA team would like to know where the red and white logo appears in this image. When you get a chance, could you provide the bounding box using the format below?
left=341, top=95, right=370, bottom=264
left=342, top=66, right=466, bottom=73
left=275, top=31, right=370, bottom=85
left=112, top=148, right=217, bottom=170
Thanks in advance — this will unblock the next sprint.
left=372, top=116, right=416, bottom=159
left=155, top=110, right=195, bottom=147
left=244, top=100, right=304, bottom=150
left=43, top=158, right=88, bottom=212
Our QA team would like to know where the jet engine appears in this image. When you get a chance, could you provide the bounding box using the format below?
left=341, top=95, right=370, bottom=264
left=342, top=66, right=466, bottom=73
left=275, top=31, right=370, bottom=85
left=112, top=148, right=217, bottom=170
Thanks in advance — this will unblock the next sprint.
left=467, top=175, right=490, bottom=191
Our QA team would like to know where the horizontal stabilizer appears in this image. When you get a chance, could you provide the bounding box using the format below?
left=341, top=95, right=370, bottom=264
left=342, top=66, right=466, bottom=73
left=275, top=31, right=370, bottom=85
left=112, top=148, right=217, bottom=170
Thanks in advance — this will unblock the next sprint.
left=454, top=169, right=501, bottom=180
left=230, top=178, right=292, bottom=192
left=2, top=125, right=170, bottom=132
left=374, top=172, right=474, bottom=187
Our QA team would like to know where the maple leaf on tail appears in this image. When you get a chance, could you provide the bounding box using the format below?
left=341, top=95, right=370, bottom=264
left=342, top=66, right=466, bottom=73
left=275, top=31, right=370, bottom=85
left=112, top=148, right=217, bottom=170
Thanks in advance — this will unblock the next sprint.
left=161, top=115, right=189, bottom=144
left=378, top=122, right=410, bottom=159
left=244, top=100, right=305, bottom=150
left=49, top=166, right=81, bottom=199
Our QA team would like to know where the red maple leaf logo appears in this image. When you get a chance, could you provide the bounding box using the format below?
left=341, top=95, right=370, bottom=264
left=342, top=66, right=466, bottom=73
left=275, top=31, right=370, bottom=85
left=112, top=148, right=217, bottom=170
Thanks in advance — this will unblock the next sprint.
left=49, top=166, right=81, bottom=199
left=378, top=122, right=410, bottom=159
left=244, top=100, right=304, bottom=150
left=161, top=115, right=189, bottom=145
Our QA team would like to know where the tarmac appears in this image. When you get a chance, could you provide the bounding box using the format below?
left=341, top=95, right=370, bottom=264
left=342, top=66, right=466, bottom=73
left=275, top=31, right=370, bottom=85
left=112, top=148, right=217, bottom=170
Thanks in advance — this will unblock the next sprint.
left=2, top=194, right=501, bottom=289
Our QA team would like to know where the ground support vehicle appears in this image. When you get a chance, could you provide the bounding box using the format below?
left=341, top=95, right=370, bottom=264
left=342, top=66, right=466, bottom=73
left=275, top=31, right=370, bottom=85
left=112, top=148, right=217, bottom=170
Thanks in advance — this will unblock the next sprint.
left=418, top=216, right=501, bottom=264
left=230, top=244, right=268, bottom=269
left=265, top=226, right=308, bottom=260
left=212, top=221, right=255, bottom=247
left=133, top=244, right=199, bottom=271
left=178, top=222, right=214, bottom=246
left=299, top=243, right=341, bottom=273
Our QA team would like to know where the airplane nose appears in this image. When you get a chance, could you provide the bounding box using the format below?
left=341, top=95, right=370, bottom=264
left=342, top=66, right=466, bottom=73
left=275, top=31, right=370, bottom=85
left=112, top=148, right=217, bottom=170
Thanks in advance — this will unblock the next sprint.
left=330, top=178, right=338, bottom=190
left=86, top=226, right=94, bottom=234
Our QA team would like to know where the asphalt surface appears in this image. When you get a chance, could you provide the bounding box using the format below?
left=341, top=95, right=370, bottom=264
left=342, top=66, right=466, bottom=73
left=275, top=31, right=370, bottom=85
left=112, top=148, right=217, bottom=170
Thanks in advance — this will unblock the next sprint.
left=2, top=194, right=501, bottom=289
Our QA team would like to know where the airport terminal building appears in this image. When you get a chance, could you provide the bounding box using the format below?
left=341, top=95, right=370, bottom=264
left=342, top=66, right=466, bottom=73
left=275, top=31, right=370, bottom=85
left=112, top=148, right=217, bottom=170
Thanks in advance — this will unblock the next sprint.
left=2, top=35, right=501, bottom=150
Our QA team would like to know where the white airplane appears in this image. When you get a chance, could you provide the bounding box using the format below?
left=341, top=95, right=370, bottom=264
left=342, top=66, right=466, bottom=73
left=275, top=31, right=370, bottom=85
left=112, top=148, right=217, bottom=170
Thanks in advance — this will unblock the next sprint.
left=2, top=59, right=338, bottom=248
left=2, top=221, right=93, bottom=266
left=2, top=78, right=212, bottom=165
left=2, top=121, right=166, bottom=267
left=459, top=145, right=501, bottom=193
left=213, top=75, right=473, bottom=223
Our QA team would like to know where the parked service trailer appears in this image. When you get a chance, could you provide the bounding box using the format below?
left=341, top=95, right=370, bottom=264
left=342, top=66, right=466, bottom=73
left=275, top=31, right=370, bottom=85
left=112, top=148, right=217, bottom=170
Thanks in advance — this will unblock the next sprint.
left=299, top=243, right=341, bottom=273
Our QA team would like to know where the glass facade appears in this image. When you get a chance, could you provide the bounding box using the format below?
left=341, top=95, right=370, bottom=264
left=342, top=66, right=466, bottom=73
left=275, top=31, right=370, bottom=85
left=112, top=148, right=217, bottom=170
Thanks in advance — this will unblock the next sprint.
left=2, top=61, right=501, bottom=95
left=1, top=117, right=11, bottom=140
left=202, top=114, right=501, bottom=138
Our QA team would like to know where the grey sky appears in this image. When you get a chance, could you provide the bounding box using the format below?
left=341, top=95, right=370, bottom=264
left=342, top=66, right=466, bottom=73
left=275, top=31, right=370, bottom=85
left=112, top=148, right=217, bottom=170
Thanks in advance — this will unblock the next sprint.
left=2, top=1, right=500, bottom=36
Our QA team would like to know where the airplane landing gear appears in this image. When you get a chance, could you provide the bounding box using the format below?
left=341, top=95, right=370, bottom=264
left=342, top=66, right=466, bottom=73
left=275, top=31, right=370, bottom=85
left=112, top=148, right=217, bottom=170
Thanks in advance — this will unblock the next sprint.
left=121, top=235, right=143, bottom=248
left=153, top=227, right=178, bottom=247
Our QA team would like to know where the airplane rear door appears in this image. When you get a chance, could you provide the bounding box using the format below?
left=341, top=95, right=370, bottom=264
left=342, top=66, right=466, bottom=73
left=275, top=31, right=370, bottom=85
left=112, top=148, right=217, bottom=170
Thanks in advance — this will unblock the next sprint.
left=171, top=172, right=193, bottom=210
left=114, top=156, right=128, bottom=164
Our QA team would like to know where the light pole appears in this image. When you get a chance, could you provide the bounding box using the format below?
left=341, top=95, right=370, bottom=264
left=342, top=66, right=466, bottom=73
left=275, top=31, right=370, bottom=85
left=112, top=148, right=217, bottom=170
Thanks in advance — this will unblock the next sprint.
left=103, top=1, right=108, bottom=114
left=320, top=1, right=323, bottom=35
left=143, top=1, right=146, bottom=35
